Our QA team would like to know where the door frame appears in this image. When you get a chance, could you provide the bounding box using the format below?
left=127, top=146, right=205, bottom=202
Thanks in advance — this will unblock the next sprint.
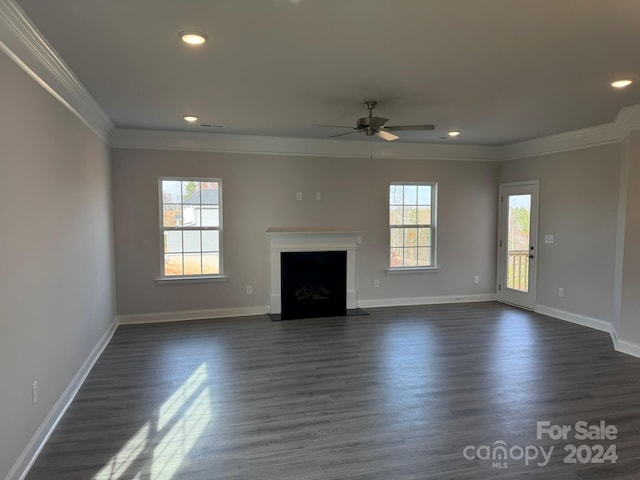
left=497, top=180, right=540, bottom=310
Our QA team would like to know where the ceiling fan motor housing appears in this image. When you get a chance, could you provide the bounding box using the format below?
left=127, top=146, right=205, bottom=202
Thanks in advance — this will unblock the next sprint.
left=357, top=115, right=388, bottom=134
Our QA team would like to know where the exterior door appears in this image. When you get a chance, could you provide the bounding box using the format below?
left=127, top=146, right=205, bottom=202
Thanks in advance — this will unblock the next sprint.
left=497, top=181, right=539, bottom=310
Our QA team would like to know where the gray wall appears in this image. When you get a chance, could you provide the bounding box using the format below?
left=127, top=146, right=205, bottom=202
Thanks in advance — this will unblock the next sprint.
left=0, top=51, right=116, bottom=478
left=500, top=143, right=621, bottom=322
left=111, top=148, right=499, bottom=315
left=620, top=130, right=640, bottom=341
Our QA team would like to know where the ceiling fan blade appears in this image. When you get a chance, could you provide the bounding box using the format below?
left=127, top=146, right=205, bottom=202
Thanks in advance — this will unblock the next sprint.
left=385, top=124, right=435, bottom=132
left=328, top=130, right=358, bottom=139
left=376, top=130, right=399, bottom=141
left=314, top=124, right=355, bottom=129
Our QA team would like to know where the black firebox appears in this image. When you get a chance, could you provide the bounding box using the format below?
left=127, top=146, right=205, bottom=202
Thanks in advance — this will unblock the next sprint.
left=280, top=251, right=347, bottom=320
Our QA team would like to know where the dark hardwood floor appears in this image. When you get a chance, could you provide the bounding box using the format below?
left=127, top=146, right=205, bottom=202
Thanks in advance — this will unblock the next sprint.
left=26, top=302, right=640, bottom=479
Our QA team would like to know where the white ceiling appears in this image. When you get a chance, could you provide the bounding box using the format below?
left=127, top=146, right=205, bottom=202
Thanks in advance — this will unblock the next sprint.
left=15, top=0, right=640, bottom=146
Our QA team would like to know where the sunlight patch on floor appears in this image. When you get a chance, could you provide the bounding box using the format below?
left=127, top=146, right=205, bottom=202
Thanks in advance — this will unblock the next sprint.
left=92, top=362, right=214, bottom=480
left=158, top=363, right=208, bottom=431
left=152, top=388, right=213, bottom=479
left=93, top=423, right=150, bottom=479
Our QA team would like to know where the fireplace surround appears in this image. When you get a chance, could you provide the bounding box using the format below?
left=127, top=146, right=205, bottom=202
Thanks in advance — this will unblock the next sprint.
left=266, top=228, right=359, bottom=318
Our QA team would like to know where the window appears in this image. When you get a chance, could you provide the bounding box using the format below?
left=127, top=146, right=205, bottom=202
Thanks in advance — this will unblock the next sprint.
left=389, top=183, right=437, bottom=269
left=160, top=178, right=222, bottom=277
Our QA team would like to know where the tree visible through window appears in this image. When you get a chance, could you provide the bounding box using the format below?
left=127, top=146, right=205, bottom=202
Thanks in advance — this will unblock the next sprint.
left=160, top=178, right=222, bottom=277
left=389, top=183, right=436, bottom=268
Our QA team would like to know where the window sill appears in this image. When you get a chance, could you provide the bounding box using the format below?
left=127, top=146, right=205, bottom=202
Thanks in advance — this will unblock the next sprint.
left=385, top=267, right=440, bottom=274
left=155, top=275, right=229, bottom=285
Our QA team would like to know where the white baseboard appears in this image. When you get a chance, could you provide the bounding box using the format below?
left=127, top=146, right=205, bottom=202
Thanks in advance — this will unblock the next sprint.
left=6, top=318, right=118, bottom=480
left=117, top=305, right=269, bottom=325
left=613, top=337, right=640, bottom=358
left=608, top=325, right=640, bottom=358
left=609, top=325, right=619, bottom=348
left=358, top=293, right=497, bottom=309
left=533, top=305, right=640, bottom=359
left=534, top=304, right=612, bottom=333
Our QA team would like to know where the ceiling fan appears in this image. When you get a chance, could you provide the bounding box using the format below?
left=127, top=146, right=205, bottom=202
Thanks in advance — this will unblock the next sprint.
left=316, top=100, right=435, bottom=141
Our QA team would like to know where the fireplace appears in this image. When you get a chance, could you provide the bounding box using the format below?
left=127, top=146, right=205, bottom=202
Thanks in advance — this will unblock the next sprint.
left=266, top=228, right=359, bottom=319
left=281, top=251, right=346, bottom=320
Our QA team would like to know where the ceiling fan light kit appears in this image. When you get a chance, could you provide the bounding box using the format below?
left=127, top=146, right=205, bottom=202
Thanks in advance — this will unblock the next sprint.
left=317, top=100, right=435, bottom=142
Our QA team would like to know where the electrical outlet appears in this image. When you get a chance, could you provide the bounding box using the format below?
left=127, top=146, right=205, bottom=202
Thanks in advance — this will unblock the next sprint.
left=315, top=192, right=321, bottom=200
left=356, top=235, right=362, bottom=244
left=246, top=285, right=253, bottom=295
left=558, top=288, right=564, bottom=298
left=296, top=192, right=303, bottom=201
left=32, top=381, right=38, bottom=405
left=474, top=275, right=480, bottom=284
left=373, top=279, right=380, bottom=288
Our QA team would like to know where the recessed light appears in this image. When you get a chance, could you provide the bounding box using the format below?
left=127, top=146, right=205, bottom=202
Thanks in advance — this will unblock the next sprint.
left=611, top=79, right=633, bottom=89
left=180, top=32, right=207, bottom=45
left=183, top=115, right=199, bottom=123
left=448, top=131, right=461, bottom=137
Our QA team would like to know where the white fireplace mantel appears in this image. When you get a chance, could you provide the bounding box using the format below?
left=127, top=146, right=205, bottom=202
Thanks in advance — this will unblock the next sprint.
left=266, top=228, right=360, bottom=314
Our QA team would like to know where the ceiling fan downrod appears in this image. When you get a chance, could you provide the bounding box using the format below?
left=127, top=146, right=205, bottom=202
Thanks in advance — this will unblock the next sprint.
left=363, top=100, right=378, bottom=135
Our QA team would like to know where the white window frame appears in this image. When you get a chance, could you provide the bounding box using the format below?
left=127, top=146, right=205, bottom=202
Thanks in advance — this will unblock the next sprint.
left=157, top=177, right=227, bottom=282
left=388, top=182, right=438, bottom=272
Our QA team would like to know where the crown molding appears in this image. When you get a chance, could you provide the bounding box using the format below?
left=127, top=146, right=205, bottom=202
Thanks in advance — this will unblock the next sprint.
left=0, top=0, right=113, bottom=141
left=111, top=104, right=640, bottom=161
left=499, top=104, right=640, bottom=160
left=110, top=129, right=502, bottom=162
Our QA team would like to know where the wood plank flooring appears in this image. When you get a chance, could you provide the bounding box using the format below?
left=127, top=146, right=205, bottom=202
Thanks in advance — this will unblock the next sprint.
left=26, top=302, right=640, bottom=479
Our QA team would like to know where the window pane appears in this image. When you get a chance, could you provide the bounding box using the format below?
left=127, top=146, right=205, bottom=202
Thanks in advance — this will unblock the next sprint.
left=164, top=231, right=182, bottom=253
left=417, top=206, right=431, bottom=225
left=388, top=182, right=436, bottom=269
left=181, top=206, right=197, bottom=226
left=403, top=185, right=417, bottom=205
left=417, top=185, right=431, bottom=205
left=507, top=194, right=531, bottom=292
left=183, top=231, right=201, bottom=253
left=160, top=177, right=223, bottom=278
left=183, top=253, right=202, bottom=275
left=418, top=247, right=431, bottom=266
left=390, top=248, right=403, bottom=267
left=164, top=254, right=183, bottom=276
left=182, top=181, right=200, bottom=204
left=201, top=206, right=219, bottom=227
left=417, top=228, right=431, bottom=247
left=390, top=185, right=403, bottom=205
left=162, top=180, right=181, bottom=204
left=404, top=248, right=418, bottom=267
left=201, top=182, right=219, bottom=205
left=163, top=205, right=182, bottom=227
left=202, top=230, right=219, bottom=252
left=192, top=206, right=202, bottom=227
left=203, top=253, right=220, bottom=274
left=403, top=206, right=417, bottom=225
left=390, top=228, right=403, bottom=248
left=389, top=206, right=403, bottom=225
left=404, top=228, right=418, bottom=247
